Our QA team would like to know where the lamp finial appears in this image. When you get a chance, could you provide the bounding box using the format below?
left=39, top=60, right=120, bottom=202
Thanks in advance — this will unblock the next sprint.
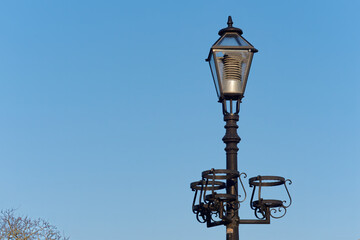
left=227, top=16, right=233, bottom=27
left=218, top=16, right=243, bottom=36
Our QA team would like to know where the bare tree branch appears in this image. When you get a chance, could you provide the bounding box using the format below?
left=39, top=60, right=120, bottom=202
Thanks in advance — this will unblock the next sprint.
left=0, top=209, right=69, bottom=240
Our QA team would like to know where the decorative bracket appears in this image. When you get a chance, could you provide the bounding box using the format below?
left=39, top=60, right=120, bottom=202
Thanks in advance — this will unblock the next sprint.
left=190, top=172, right=292, bottom=227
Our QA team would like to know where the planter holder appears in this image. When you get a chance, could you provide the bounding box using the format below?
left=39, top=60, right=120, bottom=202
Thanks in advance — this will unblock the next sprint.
left=249, top=176, right=292, bottom=220
left=190, top=169, right=247, bottom=227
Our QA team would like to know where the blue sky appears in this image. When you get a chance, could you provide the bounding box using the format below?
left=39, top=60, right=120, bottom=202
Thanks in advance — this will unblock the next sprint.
left=0, top=0, right=359, bottom=239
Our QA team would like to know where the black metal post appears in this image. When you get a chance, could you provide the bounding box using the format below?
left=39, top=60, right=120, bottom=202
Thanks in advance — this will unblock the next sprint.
left=222, top=112, right=241, bottom=240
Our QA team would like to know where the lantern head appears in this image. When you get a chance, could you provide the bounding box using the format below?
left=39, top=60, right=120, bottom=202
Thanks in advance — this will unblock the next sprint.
left=207, top=16, right=258, bottom=101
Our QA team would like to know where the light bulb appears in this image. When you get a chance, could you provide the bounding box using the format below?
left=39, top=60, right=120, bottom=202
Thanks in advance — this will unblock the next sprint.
left=222, top=54, right=244, bottom=96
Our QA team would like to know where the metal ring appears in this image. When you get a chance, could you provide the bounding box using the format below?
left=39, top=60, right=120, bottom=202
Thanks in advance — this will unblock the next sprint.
left=190, top=180, right=226, bottom=191
left=252, top=199, right=284, bottom=208
left=205, top=193, right=237, bottom=202
left=202, top=169, right=240, bottom=180
left=249, top=176, right=285, bottom=187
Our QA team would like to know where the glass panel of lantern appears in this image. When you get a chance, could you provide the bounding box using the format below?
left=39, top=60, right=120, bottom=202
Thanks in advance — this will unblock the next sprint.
left=217, top=33, right=250, bottom=47
left=208, top=53, right=220, bottom=98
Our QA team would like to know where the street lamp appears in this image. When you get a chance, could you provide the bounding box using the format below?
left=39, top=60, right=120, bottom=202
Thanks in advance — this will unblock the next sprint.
left=190, top=16, right=292, bottom=240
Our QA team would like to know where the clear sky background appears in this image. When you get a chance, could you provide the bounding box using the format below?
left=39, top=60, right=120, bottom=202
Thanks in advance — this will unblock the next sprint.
left=0, top=0, right=359, bottom=240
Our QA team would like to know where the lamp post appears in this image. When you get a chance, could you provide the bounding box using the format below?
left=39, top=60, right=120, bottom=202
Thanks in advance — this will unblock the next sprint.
left=190, top=16, right=292, bottom=240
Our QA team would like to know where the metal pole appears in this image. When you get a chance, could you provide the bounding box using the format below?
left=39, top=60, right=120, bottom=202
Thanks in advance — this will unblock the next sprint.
left=222, top=113, right=241, bottom=240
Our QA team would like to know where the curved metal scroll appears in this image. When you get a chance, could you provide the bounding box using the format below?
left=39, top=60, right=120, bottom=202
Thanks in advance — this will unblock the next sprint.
left=282, top=179, right=292, bottom=208
left=238, top=172, right=247, bottom=203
